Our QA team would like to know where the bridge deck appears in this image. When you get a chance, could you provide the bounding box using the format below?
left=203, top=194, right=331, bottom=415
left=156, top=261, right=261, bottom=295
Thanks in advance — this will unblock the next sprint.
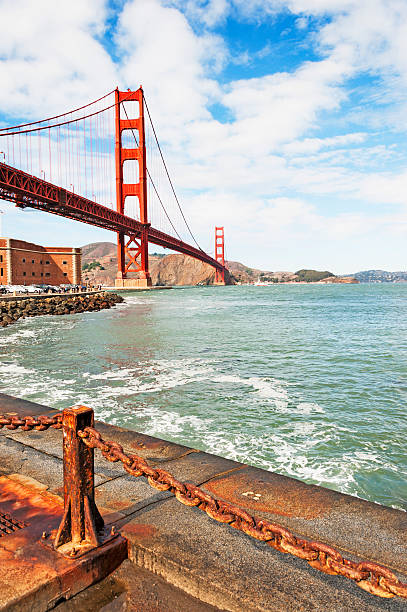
left=0, top=162, right=223, bottom=271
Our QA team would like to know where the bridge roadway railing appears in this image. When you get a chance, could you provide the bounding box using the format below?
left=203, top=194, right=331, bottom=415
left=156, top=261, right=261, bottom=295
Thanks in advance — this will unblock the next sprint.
left=0, top=393, right=406, bottom=610
left=0, top=161, right=224, bottom=271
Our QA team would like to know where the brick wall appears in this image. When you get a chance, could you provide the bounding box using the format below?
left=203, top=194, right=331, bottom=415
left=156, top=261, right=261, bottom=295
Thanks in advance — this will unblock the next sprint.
left=0, top=238, right=81, bottom=286
left=0, top=239, right=8, bottom=284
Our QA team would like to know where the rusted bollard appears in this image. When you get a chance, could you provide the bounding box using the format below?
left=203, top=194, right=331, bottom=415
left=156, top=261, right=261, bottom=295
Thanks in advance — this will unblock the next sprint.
left=54, top=405, right=104, bottom=556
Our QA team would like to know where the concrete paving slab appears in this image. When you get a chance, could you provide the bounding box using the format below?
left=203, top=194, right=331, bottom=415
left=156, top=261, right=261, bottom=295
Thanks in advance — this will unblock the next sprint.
left=201, top=466, right=407, bottom=575
left=120, top=497, right=407, bottom=612
left=93, top=421, right=194, bottom=463
left=95, top=476, right=172, bottom=517
left=0, top=436, right=26, bottom=475
left=0, top=428, right=133, bottom=482
left=0, top=393, right=55, bottom=417
left=92, top=450, right=243, bottom=517
left=157, top=450, right=243, bottom=483
left=0, top=436, right=111, bottom=493
left=54, top=559, right=224, bottom=612
left=1, top=427, right=64, bottom=459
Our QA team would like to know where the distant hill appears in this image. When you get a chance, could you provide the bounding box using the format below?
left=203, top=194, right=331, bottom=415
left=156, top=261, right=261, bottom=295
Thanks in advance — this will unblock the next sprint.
left=351, top=270, right=407, bottom=283
left=225, top=261, right=263, bottom=283
left=81, top=242, right=117, bottom=260
left=226, top=261, right=298, bottom=284
left=80, top=242, right=361, bottom=286
left=80, top=242, right=234, bottom=286
left=295, top=269, right=334, bottom=282
left=80, top=242, right=117, bottom=286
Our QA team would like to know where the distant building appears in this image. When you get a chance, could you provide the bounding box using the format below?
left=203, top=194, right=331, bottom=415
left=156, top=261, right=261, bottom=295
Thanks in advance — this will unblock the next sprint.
left=0, top=238, right=81, bottom=286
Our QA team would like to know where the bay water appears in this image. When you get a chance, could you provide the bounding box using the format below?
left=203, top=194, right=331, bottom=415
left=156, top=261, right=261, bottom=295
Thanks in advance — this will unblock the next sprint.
left=1, top=284, right=406, bottom=510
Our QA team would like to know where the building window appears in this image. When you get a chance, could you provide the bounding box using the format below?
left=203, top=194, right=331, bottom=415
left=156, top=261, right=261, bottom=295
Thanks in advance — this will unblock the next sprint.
left=63, top=273, right=68, bottom=277
left=45, top=272, right=50, bottom=277
left=32, top=259, right=35, bottom=264
left=32, top=272, right=35, bottom=276
left=41, top=273, right=43, bottom=277
left=62, top=260, right=67, bottom=265
left=0, top=255, right=3, bottom=262
left=23, top=272, right=26, bottom=276
left=22, top=258, right=26, bottom=263
left=45, top=260, right=50, bottom=265
left=0, top=269, right=3, bottom=277
left=40, top=260, right=43, bottom=264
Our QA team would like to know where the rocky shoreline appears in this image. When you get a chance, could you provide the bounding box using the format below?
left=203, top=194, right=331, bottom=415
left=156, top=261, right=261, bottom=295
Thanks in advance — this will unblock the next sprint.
left=0, top=292, right=124, bottom=327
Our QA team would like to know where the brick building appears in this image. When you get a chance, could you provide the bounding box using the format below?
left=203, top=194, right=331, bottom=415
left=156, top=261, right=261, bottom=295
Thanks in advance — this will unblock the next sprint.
left=0, top=238, right=81, bottom=286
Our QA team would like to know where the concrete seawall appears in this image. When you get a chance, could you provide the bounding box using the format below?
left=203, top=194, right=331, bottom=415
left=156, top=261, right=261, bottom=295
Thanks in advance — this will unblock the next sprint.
left=0, top=393, right=406, bottom=611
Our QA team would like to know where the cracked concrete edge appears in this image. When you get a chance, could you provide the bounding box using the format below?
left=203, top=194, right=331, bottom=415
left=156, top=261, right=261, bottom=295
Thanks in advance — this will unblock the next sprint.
left=128, top=543, right=253, bottom=612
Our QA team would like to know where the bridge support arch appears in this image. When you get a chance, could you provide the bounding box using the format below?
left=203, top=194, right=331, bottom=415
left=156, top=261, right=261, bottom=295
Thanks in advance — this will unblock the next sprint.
left=115, top=87, right=152, bottom=289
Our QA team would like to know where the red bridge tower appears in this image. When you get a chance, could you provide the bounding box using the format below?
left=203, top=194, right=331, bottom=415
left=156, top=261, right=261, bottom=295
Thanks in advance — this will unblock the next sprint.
left=215, top=226, right=225, bottom=285
left=115, top=87, right=152, bottom=289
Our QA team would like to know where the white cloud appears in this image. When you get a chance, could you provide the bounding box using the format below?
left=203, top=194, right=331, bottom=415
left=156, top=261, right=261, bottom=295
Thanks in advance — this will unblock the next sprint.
left=219, top=58, right=347, bottom=154
left=283, top=133, right=367, bottom=155
left=1, top=0, right=407, bottom=271
left=0, top=0, right=117, bottom=118
left=117, top=0, right=226, bottom=128
left=169, top=0, right=230, bottom=27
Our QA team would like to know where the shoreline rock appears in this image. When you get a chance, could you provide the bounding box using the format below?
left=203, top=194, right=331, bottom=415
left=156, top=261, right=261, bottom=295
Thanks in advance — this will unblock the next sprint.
left=0, top=292, right=124, bottom=328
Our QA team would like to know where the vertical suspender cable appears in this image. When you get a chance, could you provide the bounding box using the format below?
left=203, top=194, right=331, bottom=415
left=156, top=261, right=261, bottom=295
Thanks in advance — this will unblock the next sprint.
left=49, top=128, right=52, bottom=182
left=144, top=97, right=204, bottom=252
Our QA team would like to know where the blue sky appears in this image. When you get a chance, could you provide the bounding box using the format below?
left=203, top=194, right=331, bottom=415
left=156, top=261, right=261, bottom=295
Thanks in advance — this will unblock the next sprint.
left=1, top=0, right=407, bottom=273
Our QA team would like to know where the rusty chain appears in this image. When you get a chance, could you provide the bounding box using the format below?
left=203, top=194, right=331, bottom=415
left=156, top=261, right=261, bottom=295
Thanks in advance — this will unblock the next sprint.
left=1, top=412, right=406, bottom=600
left=0, top=412, right=62, bottom=431
left=78, top=425, right=407, bottom=600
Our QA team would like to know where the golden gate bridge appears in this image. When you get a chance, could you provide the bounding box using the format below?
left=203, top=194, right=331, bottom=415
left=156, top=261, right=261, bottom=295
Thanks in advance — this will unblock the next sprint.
left=0, top=87, right=226, bottom=287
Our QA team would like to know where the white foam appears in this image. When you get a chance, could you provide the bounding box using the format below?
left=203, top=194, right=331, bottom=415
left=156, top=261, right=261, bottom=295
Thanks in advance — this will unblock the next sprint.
left=0, top=319, right=399, bottom=509
left=292, top=422, right=316, bottom=436
left=82, top=368, right=137, bottom=381
left=0, top=362, right=35, bottom=377
left=214, top=374, right=289, bottom=407
left=82, top=359, right=215, bottom=395
left=0, top=327, right=38, bottom=346
left=212, top=374, right=325, bottom=416
left=296, top=402, right=325, bottom=414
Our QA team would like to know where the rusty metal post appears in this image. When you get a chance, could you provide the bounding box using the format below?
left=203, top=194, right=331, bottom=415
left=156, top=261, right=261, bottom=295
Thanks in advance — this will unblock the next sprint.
left=54, top=405, right=104, bottom=556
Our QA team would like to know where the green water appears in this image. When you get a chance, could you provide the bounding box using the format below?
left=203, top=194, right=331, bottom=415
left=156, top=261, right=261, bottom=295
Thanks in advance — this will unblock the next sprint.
left=1, top=284, right=406, bottom=509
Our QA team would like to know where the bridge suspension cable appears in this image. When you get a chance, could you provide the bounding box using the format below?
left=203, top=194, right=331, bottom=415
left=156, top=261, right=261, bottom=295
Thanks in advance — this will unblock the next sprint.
left=0, top=90, right=205, bottom=251
left=121, top=103, right=183, bottom=242
left=0, top=91, right=140, bottom=212
left=0, top=87, right=225, bottom=277
left=0, top=96, right=124, bottom=136
left=143, top=96, right=204, bottom=253
left=0, top=89, right=116, bottom=133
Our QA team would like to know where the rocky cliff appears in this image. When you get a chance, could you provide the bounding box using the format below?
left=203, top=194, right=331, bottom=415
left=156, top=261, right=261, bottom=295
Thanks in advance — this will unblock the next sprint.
left=151, top=253, right=233, bottom=286
left=81, top=243, right=234, bottom=286
left=81, top=242, right=358, bottom=286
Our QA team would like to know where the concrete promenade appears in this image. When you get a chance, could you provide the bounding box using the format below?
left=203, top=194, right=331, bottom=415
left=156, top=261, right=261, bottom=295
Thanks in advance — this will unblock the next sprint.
left=0, top=393, right=406, bottom=611
left=104, top=286, right=172, bottom=292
